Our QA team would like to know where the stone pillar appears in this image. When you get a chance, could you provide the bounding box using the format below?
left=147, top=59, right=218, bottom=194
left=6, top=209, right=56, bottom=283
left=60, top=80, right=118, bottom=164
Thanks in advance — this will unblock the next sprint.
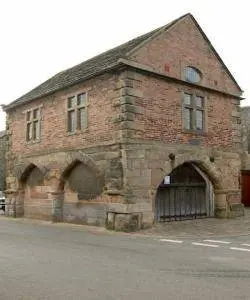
left=214, top=190, right=227, bottom=218
left=214, top=189, right=244, bottom=218
left=4, top=190, right=18, bottom=217
left=15, top=190, right=24, bottom=217
left=50, top=191, right=64, bottom=222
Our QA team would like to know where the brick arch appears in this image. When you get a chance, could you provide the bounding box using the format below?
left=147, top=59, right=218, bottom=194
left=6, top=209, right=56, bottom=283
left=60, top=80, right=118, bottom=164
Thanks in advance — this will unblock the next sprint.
left=162, top=153, right=222, bottom=190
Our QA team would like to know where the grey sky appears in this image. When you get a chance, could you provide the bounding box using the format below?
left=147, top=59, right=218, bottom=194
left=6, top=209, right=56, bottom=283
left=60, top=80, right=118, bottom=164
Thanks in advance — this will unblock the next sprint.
left=0, top=0, right=249, bottom=131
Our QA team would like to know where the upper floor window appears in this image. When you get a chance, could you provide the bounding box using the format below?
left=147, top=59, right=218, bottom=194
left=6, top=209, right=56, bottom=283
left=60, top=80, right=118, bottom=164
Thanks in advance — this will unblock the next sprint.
left=67, top=92, right=87, bottom=133
left=183, top=93, right=205, bottom=132
left=184, top=66, right=202, bottom=83
left=26, top=108, right=41, bottom=141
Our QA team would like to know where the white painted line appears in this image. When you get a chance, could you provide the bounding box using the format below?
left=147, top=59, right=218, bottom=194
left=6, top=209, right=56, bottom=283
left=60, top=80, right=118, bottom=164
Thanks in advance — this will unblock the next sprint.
left=203, top=240, right=231, bottom=244
left=159, top=239, right=183, bottom=244
left=241, top=244, right=250, bottom=247
left=230, top=247, right=250, bottom=252
left=192, top=242, right=220, bottom=248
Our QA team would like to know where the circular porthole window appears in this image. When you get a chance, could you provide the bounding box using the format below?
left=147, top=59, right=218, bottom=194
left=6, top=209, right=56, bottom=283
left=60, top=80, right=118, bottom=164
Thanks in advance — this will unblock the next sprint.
left=184, top=66, right=202, bottom=83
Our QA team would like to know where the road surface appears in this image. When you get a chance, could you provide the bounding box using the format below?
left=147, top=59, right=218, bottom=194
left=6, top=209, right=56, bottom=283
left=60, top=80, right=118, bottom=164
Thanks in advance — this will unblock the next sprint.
left=1, top=217, right=250, bottom=299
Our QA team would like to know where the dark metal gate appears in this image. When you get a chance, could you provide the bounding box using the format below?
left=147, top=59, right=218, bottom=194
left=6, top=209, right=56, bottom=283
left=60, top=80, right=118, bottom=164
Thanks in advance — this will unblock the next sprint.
left=155, top=183, right=206, bottom=222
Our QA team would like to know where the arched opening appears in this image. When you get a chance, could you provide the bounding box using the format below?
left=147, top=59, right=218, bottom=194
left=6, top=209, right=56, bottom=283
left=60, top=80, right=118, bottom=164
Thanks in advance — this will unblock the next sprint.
left=60, top=160, right=106, bottom=225
left=61, top=160, right=104, bottom=202
left=20, top=164, right=50, bottom=220
left=155, top=162, right=214, bottom=222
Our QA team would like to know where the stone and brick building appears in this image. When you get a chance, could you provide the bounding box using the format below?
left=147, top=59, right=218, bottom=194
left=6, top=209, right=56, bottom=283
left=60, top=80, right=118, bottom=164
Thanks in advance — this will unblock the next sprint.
left=0, top=131, right=6, bottom=192
left=3, top=13, right=244, bottom=230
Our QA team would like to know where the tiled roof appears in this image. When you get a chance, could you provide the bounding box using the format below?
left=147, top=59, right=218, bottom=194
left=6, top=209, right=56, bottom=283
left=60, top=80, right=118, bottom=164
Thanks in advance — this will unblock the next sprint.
left=5, top=23, right=167, bottom=110
left=4, top=13, right=242, bottom=110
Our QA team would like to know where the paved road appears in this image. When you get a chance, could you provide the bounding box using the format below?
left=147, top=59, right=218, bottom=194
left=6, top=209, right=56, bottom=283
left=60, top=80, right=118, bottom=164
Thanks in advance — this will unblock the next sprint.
left=1, top=218, right=250, bottom=300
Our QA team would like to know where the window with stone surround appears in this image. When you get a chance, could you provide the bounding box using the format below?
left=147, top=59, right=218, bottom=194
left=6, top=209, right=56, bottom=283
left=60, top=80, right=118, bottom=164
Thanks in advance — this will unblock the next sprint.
left=184, top=66, right=202, bottom=83
left=26, top=108, right=41, bottom=141
left=183, top=92, right=205, bottom=133
left=67, top=93, right=87, bottom=133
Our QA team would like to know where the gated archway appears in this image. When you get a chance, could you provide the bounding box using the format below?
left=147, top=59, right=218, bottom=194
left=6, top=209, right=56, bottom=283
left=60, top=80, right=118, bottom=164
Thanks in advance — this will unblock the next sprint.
left=155, top=162, right=214, bottom=222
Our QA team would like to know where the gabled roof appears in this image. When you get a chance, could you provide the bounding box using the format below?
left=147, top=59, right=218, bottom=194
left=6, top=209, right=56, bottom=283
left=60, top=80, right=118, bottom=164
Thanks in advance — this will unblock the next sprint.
left=188, top=14, right=243, bottom=94
left=4, top=13, right=242, bottom=110
left=3, top=14, right=187, bottom=110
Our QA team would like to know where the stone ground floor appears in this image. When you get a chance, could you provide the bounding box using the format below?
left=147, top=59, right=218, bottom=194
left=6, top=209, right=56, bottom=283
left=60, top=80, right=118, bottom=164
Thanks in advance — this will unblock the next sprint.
left=4, top=141, right=244, bottom=231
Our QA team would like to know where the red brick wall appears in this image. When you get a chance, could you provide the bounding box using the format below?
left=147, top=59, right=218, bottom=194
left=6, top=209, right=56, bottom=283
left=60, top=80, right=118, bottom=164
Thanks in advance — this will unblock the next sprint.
left=7, top=16, right=241, bottom=159
left=134, top=74, right=239, bottom=149
left=130, top=15, right=241, bottom=96
left=9, top=73, right=119, bottom=156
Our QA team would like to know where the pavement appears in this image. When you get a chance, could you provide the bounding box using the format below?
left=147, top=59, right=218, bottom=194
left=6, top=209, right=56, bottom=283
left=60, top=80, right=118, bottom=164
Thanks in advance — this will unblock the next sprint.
left=1, top=213, right=250, bottom=299
left=138, top=207, right=250, bottom=239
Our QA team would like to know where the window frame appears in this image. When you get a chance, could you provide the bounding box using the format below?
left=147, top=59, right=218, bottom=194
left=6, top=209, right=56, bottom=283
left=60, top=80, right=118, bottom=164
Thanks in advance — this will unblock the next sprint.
left=66, top=92, right=88, bottom=134
left=182, top=92, right=206, bottom=134
left=184, top=66, right=202, bottom=84
left=26, top=107, right=41, bottom=142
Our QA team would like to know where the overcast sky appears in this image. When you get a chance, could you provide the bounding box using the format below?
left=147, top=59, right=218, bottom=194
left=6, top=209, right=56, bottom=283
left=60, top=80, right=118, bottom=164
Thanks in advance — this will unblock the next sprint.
left=0, top=0, right=249, bottom=131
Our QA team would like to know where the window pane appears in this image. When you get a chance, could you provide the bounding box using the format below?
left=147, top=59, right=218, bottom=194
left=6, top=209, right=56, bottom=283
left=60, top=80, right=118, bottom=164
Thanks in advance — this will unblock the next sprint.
left=184, top=67, right=201, bottom=83
left=196, top=96, right=204, bottom=108
left=184, top=93, right=192, bottom=105
left=77, top=93, right=86, bottom=106
left=184, top=108, right=192, bottom=130
left=33, top=108, right=39, bottom=119
left=33, top=121, right=40, bottom=140
left=27, top=111, right=31, bottom=121
left=27, top=123, right=32, bottom=140
left=68, top=96, right=76, bottom=108
left=78, top=108, right=85, bottom=130
left=196, top=110, right=204, bottom=131
left=68, top=110, right=76, bottom=132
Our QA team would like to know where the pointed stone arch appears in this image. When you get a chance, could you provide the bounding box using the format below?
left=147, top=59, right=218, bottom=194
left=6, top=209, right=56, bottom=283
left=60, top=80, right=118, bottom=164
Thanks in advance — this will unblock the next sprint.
left=59, top=151, right=105, bottom=202
left=59, top=151, right=101, bottom=182
left=155, top=160, right=216, bottom=222
left=15, top=161, right=48, bottom=187
left=162, top=153, right=222, bottom=190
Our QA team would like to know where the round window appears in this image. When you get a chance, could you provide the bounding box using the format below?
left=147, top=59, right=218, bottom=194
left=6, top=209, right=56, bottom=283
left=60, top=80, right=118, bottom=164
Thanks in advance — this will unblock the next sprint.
left=184, top=66, right=202, bottom=83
